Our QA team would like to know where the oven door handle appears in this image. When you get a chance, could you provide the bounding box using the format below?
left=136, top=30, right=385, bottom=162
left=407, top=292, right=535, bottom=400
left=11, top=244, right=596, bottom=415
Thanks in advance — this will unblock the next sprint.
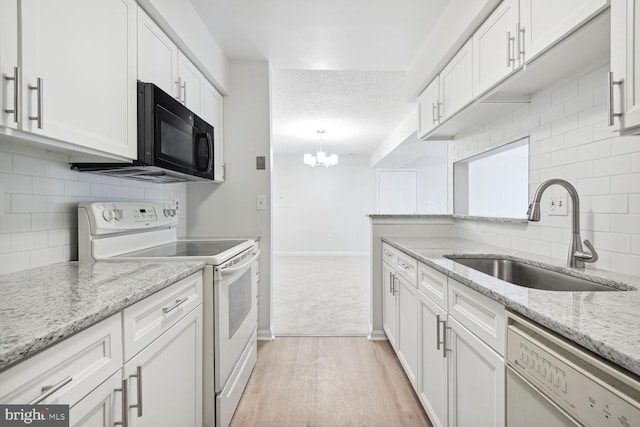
left=217, top=249, right=260, bottom=277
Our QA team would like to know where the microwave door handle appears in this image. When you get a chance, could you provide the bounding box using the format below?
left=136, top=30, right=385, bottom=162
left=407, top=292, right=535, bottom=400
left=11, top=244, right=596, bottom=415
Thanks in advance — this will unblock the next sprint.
left=206, top=132, right=213, bottom=171
left=194, top=132, right=213, bottom=172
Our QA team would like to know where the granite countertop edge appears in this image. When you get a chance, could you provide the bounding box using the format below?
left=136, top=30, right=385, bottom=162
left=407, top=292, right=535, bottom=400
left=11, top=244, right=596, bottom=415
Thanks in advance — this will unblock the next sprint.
left=381, top=237, right=640, bottom=377
left=367, top=214, right=528, bottom=224
left=0, top=261, right=206, bottom=371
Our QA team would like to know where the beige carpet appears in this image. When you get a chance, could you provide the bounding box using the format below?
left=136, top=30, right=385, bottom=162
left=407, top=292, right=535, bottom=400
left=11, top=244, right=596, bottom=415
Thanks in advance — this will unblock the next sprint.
left=273, top=255, right=369, bottom=336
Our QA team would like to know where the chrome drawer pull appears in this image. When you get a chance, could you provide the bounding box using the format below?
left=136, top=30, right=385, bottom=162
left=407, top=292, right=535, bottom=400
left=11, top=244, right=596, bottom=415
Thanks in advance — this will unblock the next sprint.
left=28, top=77, right=43, bottom=129
left=114, top=378, right=128, bottom=427
left=162, top=297, right=188, bottom=314
left=29, top=376, right=72, bottom=405
left=4, top=66, right=19, bottom=123
left=608, top=71, right=622, bottom=126
left=129, top=366, right=143, bottom=417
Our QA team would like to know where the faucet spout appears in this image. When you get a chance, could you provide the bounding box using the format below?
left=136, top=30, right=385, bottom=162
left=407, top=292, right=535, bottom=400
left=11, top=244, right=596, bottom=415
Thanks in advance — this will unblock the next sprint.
left=527, top=179, right=598, bottom=268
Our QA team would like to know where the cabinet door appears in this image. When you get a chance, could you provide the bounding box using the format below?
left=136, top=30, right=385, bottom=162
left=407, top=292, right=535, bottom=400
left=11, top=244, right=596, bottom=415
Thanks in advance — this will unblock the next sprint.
left=439, top=39, right=473, bottom=121
left=611, top=0, right=640, bottom=132
left=472, top=0, right=519, bottom=97
left=21, top=0, right=137, bottom=159
left=396, top=273, right=418, bottom=390
left=382, top=262, right=397, bottom=350
left=70, top=370, right=124, bottom=427
left=177, top=51, right=204, bottom=116
left=125, top=305, right=203, bottom=427
left=417, top=77, right=440, bottom=139
left=448, top=316, right=505, bottom=427
left=418, top=291, right=448, bottom=427
left=137, top=6, right=179, bottom=97
left=520, top=0, right=607, bottom=63
left=0, top=0, right=18, bottom=129
left=203, top=80, right=224, bottom=182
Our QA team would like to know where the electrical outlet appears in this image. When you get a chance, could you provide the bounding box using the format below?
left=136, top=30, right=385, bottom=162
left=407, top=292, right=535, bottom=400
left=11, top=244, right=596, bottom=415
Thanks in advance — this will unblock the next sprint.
left=548, top=193, right=568, bottom=216
left=256, top=195, right=266, bottom=211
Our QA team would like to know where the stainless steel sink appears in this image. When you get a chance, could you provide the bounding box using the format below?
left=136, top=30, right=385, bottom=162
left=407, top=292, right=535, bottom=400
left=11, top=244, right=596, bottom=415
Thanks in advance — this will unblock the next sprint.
left=445, top=256, right=623, bottom=292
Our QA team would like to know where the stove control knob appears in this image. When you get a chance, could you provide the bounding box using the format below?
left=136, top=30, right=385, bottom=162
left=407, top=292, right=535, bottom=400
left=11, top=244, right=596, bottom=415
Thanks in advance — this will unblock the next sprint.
left=170, top=209, right=177, bottom=217
left=113, top=209, right=124, bottom=221
left=102, top=209, right=114, bottom=222
left=163, top=208, right=171, bottom=217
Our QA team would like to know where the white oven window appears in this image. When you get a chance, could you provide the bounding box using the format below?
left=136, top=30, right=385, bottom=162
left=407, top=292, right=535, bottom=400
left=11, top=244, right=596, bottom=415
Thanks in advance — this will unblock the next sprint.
left=228, top=268, right=252, bottom=338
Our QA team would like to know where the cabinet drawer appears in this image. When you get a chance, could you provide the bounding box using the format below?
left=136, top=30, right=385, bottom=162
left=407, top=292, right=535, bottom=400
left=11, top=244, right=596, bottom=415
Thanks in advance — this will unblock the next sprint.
left=447, top=279, right=505, bottom=355
left=418, top=262, right=448, bottom=309
left=0, top=314, right=123, bottom=407
left=382, top=243, right=398, bottom=266
left=123, top=272, right=203, bottom=361
left=395, top=250, right=418, bottom=285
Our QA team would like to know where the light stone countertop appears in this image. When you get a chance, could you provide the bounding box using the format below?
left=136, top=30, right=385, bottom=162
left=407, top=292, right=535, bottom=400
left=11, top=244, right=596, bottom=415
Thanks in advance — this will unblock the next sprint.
left=382, top=236, right=640, bottom=377
left=368, top=214, right=527, bottom=224
left=0, top=260, right=205, bottom=371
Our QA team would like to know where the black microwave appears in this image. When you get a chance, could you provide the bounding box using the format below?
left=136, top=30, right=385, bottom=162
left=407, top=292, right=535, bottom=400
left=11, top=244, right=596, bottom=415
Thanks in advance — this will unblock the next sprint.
left=72, top=81, right=215, bottom=183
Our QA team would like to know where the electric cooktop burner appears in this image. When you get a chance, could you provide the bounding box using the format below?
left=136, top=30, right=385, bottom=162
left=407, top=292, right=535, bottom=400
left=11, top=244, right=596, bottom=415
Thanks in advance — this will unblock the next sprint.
left=116, top=240, right=249, bottom=258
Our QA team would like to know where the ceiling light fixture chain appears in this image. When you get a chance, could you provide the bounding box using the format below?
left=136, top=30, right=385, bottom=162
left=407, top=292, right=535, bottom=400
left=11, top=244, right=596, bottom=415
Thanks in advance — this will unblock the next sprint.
left=303, top=130, right=339, bottom=168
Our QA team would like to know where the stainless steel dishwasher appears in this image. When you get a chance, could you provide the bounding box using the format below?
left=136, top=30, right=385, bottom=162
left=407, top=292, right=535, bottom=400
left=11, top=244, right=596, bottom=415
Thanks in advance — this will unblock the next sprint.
left=506, top=312, right=640, bottom=426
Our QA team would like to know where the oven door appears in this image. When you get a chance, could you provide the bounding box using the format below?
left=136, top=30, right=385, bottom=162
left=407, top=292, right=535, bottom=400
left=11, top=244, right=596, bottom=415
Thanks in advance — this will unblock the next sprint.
left=214, top=247, right=259, bottom=392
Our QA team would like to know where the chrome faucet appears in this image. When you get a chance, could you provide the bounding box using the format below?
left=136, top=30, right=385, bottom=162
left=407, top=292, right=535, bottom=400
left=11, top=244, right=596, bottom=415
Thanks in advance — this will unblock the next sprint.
left=527, top=178, right=598, bottom=268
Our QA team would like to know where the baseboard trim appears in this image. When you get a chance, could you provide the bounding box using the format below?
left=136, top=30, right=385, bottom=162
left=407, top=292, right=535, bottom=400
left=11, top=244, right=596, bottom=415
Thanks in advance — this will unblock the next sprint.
left=257, top=329, right=275, bottom=341
left=273, top=251, right=370, bottom=257
left=368, top=329, right=387, bottom=341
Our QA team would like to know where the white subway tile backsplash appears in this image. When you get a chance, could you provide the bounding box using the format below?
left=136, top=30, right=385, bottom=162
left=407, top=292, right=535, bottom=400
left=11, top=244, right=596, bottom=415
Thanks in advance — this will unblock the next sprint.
left=33, top=177, right=65, bottom=196
left=593, top=232, right=631, bottom=253
left=30, top=245, right=71, bottom=269
left=65, top=181, right=91, bottom=197
left=49, top=229, right=71, bottom=247
left=0, top=152, right=11, bottom=172
left=563, top=126, right=594, bottom=148
left=610, top=253, right=640, bottom=276
left=563, top=161, right=594, bottom=179
left=50, top=162, right=79, bottom=181
left=611, top=136, right=640, bottom=156
left=551, top=147, right=579, bottom=166
left=12, top=194, right=48, bottom=213
left=551, top=114, right=578, bottom=136
left=0, top=214, right=31, bottom=233
left=32, top=213, right=72, bottom=231
left=592, top=154, right=630, bottom=176
left=551, top=80, right=578, bottom=105
left=577, top=104, right=606, bottom=128
left=580, top=212, right=610, bottom=232
left=0, top=252, right=30, bottom=275
left=590, top=195, right=628, bottom=214
left=11, top=231, right=47, bottom=251
left=577, top=176, right=610, bottom=195
left=0, top=234, right=10, bottom=253
left=13, top=154, right=51, bottom=177
left=632, top=235, right=640, bottom=255
left=529, top=124, right=552, bottom=142
left=48, top=196, right=78, bottom=213
left=564, top=92, right=594, bottom=115
left=630, top=194, right=640, bottom=213
left=0, top=173, right=32, bottom=194
left=610, top=214, right=640, bottom=234
left=578, top=66, right=607, bottom=94
left=577, top=139, right=611, bottom=162
left=632, top=152, right=640, bottom=172
left=539, top=135, right=563, bottom=153
left=611, top=173, right=640, bottom=194
left=540, top=104, right=564, bottom=124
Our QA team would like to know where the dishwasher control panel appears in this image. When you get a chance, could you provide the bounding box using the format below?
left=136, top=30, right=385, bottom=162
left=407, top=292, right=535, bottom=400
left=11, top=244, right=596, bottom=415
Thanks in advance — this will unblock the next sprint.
left=507, top=314, right=640, bottom=427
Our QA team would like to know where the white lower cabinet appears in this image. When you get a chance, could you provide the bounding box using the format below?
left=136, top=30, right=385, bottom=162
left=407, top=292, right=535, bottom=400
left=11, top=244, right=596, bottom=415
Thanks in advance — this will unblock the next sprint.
left=447, top=316, right=505, bottom=427
left=396, top=272, right=418, bottom=389
left=382, top=261, right=398, bottom=350
left=69, top=369, right=125, bottom=427
left=125, top=306, right=203, bottom=427
left=418, top=290, right=448, bottom=427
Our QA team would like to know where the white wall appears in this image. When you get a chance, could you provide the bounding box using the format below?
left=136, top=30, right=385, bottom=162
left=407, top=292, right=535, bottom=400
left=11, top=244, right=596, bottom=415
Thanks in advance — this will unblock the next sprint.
left=187, top=61, right=273, bottom=338
left=273, top=154, right=375, bottom=255
left=449, top=64, right=640, bottom=276
left=403, top=152, right=448, bottom=214
left=0, top=141, right=187, bottom=275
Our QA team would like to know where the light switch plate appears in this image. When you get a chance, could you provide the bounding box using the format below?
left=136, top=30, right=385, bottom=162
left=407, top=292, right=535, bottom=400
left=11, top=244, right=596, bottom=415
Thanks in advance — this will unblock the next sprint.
left=548, top=192, right=568, bottom=216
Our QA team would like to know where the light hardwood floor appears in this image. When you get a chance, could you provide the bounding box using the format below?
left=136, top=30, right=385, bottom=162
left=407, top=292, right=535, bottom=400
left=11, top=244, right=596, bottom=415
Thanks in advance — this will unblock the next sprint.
left=230, top=337, right=432, bottom=427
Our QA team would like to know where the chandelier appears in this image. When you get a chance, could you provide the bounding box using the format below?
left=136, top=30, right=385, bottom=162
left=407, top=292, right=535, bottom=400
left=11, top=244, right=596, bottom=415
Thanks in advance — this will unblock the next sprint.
left=303, top=130, right=338, bottom=168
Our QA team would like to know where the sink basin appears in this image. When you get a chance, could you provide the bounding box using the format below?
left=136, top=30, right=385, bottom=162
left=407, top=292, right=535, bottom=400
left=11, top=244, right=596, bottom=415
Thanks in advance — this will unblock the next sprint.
left=445, top=256, right=622, bottom=292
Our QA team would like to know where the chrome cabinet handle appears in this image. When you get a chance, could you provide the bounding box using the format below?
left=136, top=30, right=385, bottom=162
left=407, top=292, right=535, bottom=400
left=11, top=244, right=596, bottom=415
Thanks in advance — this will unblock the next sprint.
left=389, top=272, right=393, bottom=294
left=162, top=297, right=188, bottom=314
left=436, top=101, right=442, bottom=122
left=608, top=71, right=622, bottom=126
left=506, top=32, right=515, bottom=68
left=114, top=378, right=128, bottom=427
left=182, top=81, right=187, bottom=106
left=28, top=78, right=43, bottom=129
left=175, top=77, right=183, bottom=101
left=392, top=275, right=398, bottom=296
left=518, top=23, right=526, bottom=63
left=129, top=366, right=143, bottom=417
left=432, top=102, right=437, bottom=124
left=4, top=66, right=19, bottom=123
left=436, top=314, right=442, bottom=350
left=443, top=324, right=452, bottom=358
left=29, top=376, right=72, bottom=405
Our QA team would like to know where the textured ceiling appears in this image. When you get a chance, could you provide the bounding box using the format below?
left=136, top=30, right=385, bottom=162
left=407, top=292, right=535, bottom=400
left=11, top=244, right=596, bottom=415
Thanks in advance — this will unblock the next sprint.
left=188, top=0, right=449, bottom=157
left=271, top=70, right=415, bottom=155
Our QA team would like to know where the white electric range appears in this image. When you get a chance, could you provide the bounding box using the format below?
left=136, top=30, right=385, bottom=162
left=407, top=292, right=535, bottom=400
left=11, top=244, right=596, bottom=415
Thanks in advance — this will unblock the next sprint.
left=78, top=202, right=259, bottom=427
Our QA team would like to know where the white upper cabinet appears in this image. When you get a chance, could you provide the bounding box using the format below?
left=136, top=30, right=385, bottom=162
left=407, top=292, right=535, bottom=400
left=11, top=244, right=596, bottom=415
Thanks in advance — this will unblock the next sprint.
left=611, top=0, right=640, bottom=133
left=472, top=0, right=520, bottom=97
left=177, top=51, right=205, bottom=116
left=439, top=39, right=473, bottom=121
left=137, top=7, right=179, bottom=98
left=417, top=77, right=440, bottom=139
left=0, top=0, right=18, bottom=130
left=520, top=0, right=608, bottom=63
left=20, top=0, right=137, bottom=159
left=203, top=80, right=224, bottom=182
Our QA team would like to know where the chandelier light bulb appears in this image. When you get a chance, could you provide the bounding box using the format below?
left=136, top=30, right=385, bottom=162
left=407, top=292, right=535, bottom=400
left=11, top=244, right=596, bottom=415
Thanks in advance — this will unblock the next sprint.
left=303, top=130, right=338, bottom=168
